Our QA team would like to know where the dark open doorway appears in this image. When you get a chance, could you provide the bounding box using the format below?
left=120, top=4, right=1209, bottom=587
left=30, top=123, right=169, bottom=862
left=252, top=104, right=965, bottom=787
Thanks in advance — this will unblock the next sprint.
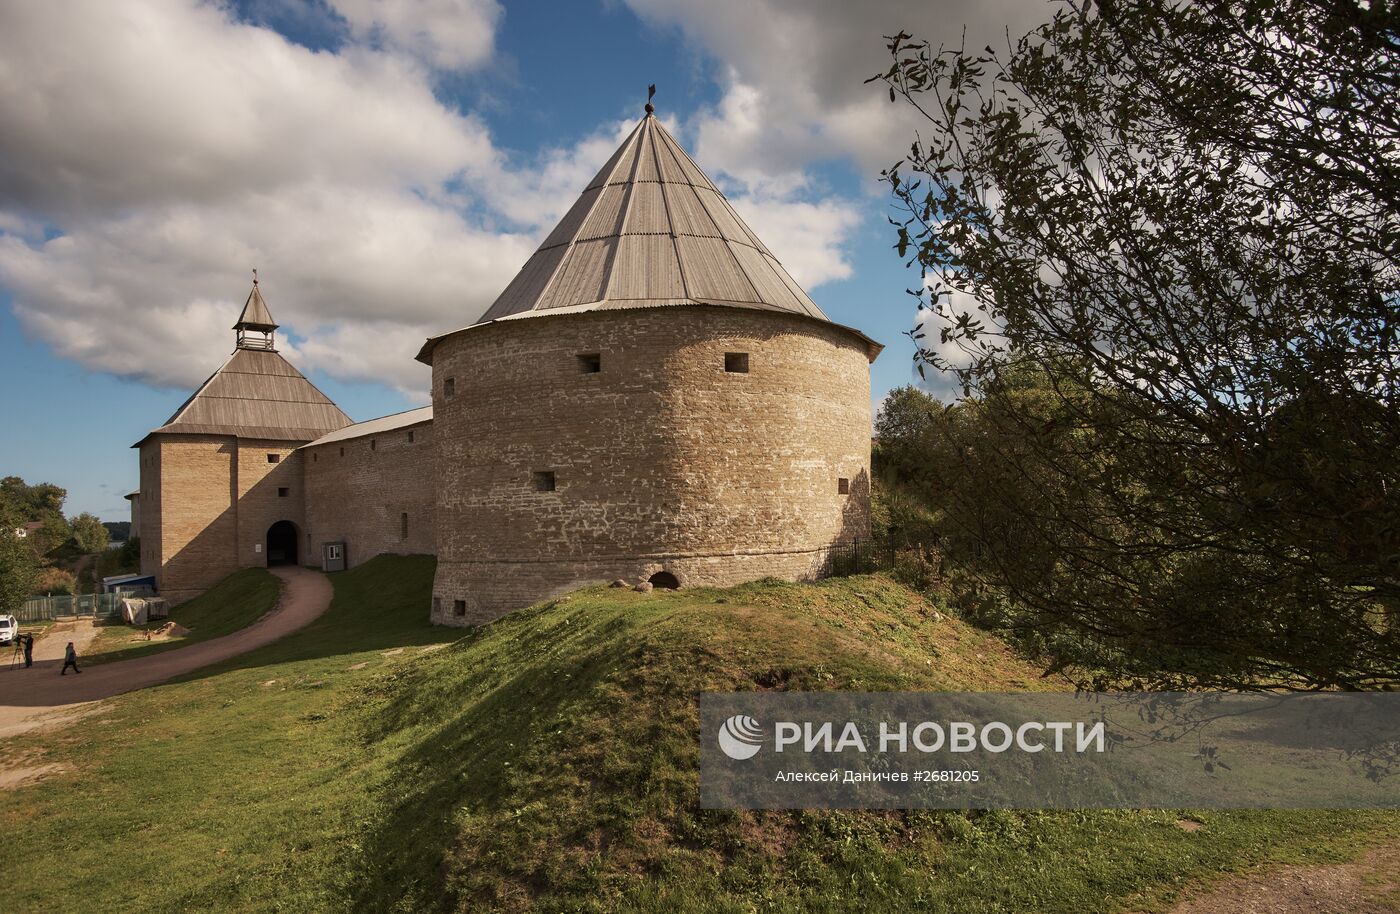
left=649, top=571, right=680, bottom=590
left=267, top=520, right=298, bottom=566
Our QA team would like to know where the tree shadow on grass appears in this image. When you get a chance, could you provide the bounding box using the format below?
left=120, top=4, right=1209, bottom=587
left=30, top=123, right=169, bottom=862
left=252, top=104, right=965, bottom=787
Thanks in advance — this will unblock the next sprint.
left=339, top=602, right=680, bottom=912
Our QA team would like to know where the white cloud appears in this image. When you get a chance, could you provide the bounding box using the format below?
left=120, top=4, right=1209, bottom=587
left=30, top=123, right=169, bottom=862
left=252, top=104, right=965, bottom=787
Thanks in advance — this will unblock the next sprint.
left=625, top=0, right=1050, bottom=184
left=0, top=2, right=497, bottom=220
left=727, top=190, right=860, bottom=288
left=0, top=0, right=579, bottom=397
left=0, top=0, right=971, bottom=403
left=616, top=0, right=1050, bottom=305
left=328, top=0, right=502, bottom=72
left=0, top=182, right=535, bottom=392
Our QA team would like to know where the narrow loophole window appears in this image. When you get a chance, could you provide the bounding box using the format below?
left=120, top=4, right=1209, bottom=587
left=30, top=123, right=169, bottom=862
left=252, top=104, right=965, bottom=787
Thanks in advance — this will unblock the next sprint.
left=339, top=447, right=345, bottom=457
left=533, top=470, right=556, bottom=492
left=408, top=430, right=415, bottom=443
left=312, top=452, right=318, bottom=463
left=838, top=477, right=850, bottom=495
left=444, top=377, right=456, bottom=398
left=725, top=352, right=749, bottom=373
left=371, top=439, right=377, bottom=450
left=577, top=353, right=601, bottom=373
left=400, top=512, right=409, bottom=540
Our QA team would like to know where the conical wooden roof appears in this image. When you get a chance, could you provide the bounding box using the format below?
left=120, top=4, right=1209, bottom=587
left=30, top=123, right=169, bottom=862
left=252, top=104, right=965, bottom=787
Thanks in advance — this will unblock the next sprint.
left=418, top=111, right=880, bottom=363
left=234, top=281, right=278, bottom=331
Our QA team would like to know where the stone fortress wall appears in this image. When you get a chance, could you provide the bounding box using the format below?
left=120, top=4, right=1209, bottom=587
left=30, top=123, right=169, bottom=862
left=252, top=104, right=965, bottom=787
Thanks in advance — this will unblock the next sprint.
left=301, top=414, right=437, bottom=570
left=427, top=305, right=873, bottom=626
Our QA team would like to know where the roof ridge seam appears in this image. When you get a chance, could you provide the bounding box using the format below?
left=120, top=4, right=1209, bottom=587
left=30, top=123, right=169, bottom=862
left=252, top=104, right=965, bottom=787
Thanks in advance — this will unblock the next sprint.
left=645, top=124, right=691, bottom=300
left=600, top=119, right=649, bottom=303
left=716, top=235, right=765, bottom=306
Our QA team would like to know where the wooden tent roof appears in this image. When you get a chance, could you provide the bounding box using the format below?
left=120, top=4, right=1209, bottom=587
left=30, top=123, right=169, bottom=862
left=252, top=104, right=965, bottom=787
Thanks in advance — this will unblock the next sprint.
left=136, top=347, right=352, bottom=445
left=418, top=109, right=881, bottom=363
left=234, top=282, right=278, bottom=331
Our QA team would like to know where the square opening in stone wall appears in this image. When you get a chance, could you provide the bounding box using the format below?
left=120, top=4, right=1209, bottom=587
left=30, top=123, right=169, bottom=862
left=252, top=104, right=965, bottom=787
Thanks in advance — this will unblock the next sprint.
left=278, top=487, right=290, bottom=498
left=838, top=477, right=850, bottom=495
left=533, top=470, right=556, bottom=492
left=266, top=453, right=280, bottom=464
left=453, top=599, right=467, bottom=617
left=577, top=353, right=602, bottom=373
left=725, top=352, right=750, bottom=373
left=444, top=377, right=456, bottom=398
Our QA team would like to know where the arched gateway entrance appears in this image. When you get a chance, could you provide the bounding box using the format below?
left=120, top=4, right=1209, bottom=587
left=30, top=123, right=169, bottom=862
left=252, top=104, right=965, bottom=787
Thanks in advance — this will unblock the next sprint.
left=266, top=520, right=299, bottom=566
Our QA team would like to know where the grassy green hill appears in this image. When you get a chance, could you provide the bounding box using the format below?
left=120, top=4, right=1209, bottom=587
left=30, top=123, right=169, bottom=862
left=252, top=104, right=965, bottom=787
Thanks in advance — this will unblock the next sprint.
left=1, top=556, right=1394, bottom=913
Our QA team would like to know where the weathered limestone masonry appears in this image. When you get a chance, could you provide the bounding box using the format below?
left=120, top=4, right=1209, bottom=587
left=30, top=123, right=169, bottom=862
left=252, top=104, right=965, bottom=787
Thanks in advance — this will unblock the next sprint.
left=139, top=435, right=236, bottom=604
left=427, top=306, right=874, bottom=625
left=302, top=413, right=437, bottom=568
left=137, top=435, right=306, bottom=603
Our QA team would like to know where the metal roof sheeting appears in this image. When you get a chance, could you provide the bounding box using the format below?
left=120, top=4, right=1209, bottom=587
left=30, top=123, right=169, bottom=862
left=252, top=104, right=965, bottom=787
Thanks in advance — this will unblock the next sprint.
left=419, top=112, right=882, bottom=363
left=301, top=406, right=432, bottom=448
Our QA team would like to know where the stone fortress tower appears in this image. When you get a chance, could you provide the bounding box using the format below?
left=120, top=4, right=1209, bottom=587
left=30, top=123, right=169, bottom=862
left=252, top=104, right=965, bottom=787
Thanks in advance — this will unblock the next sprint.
left=133, top=279, right=352, bottom=603
left=134, top=97, right=882, bottom=624
left=418, top=105, right=882, bottom=624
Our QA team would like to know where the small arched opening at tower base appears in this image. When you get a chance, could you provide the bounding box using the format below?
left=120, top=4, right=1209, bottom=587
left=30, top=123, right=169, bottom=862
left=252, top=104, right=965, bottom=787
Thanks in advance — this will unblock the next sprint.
left=266, top=520, right=299, bottom=566
left=649, top=571, right=680, bottom=590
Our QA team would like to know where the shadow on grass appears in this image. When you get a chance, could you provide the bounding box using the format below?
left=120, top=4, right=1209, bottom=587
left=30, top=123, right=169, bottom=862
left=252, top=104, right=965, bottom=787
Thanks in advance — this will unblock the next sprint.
left=340, top=599, right=672, bottom=912
left=167, top=554, right=462, bottom=686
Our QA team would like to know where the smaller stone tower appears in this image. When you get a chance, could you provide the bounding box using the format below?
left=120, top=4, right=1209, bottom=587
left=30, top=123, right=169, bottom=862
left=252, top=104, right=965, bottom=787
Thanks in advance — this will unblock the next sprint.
left=134, top=278, right=351, bottom=602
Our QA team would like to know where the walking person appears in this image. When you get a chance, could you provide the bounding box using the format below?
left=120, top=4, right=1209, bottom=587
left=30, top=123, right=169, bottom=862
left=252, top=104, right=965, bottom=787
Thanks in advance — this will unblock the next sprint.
left=22, top=632, right=34, bottom=668
left=61, top=641, right=81, bottom=675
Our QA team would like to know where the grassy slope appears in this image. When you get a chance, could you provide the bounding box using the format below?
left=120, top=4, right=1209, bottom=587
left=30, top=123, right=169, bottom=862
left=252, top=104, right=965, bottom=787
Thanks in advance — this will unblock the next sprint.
left=83, top=567, right=281, bottom=664
left=0, top=557, right=1394, bottom=914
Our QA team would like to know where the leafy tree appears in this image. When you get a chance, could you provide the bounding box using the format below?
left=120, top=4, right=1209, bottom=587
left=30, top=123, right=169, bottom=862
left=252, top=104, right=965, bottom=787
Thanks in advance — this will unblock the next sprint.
left=871, top=0, right=1400, bottom=689
left=0, top=476, right=66, bottom=520
left=34, top=566, right=76, bottom=596
left=70, top=512, right=110, bottom=554
left=0, top=499, right=37, bottom=613
left=0, top=476, right=70, bottom=556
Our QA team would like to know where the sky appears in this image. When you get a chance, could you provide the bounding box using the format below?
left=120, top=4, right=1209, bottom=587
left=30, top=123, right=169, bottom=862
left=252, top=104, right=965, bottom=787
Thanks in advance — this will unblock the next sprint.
left=0, top=0, right=1050, bottom=520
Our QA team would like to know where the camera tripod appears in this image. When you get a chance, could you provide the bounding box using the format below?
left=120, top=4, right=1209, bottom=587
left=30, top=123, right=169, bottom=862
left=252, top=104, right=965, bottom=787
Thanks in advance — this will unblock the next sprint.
left=8, top=638, right=22, bottom=670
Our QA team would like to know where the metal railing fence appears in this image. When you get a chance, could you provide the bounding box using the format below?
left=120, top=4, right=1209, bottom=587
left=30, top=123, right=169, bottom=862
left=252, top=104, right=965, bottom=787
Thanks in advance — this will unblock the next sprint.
left=14, top=588, right=155, bottom=624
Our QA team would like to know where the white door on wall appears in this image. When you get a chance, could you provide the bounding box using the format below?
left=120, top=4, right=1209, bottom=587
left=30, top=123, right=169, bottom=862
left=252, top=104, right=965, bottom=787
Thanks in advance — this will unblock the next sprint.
left=322, top=542, right=346, bottom=572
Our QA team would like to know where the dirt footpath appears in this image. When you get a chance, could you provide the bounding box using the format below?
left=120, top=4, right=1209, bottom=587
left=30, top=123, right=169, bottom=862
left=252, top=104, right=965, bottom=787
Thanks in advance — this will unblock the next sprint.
left=1133, top=842, right=1400, bottom=914
left=29, top=618, right=101, bottom=663
left=0, top=566, right=331, bottom=739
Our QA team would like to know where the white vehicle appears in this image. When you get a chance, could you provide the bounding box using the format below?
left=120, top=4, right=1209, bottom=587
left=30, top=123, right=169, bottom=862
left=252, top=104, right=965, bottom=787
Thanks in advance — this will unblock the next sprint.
left=0, top=614, right=16, bottom=645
